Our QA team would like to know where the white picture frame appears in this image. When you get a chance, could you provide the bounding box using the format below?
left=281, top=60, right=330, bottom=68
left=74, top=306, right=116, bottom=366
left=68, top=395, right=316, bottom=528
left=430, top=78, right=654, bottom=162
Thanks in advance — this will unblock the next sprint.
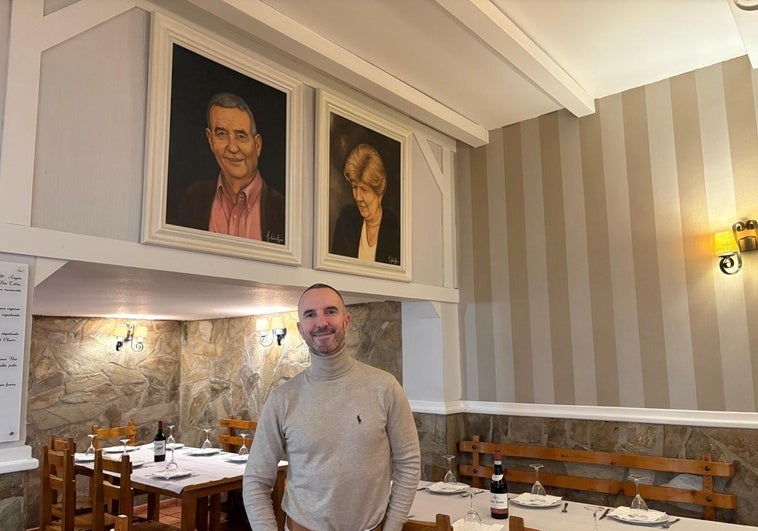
left=315, top=89, right=412, bottom=281
left=141, top=13, right=303, bottom=265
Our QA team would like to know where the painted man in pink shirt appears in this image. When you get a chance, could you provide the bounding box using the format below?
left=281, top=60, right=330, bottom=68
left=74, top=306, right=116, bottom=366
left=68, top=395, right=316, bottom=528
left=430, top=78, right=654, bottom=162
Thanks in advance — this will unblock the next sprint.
left=177, top=92, right=285, bottom=244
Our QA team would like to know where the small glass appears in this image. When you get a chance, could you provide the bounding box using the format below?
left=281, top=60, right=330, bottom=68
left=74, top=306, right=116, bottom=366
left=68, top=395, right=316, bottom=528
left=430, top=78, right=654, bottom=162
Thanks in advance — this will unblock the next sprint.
left=530, top=463, right=546, bottom=496
left=165, top=446, right=179, bottom=471
left=85, top=434, right=97, bottom=456
left=120, top=438, right=131, bottom=456
left=462, top=489, right=482, bottom=530
left=167, top=424, right=176, bottom=448
left=238, top=433, right=249, bottom=456
left=628, top=474, right=649, bottom=515
left=442, top=454, right=457, bottom=484
left=201, top=428, right=213, bottom=450
left=584, top=505, right=603, bottom=531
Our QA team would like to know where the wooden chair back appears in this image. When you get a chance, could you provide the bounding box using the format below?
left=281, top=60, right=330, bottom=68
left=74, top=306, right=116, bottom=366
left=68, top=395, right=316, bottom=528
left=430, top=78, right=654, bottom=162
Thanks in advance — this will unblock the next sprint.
left=92, top=448, right=133, bottom=530
left=39, top=444, right=76, bottom=531
left=459, top=435, right=737, bottom=521
left=218, top=417, right=257, bottom=453
left=50, top=435, right=77, bottom=452
left=92, top=420, right=137, bottom=449
left=509, top=515, right=540, bottom=531
left=112, top=514, right=129, bottom=531
left=402, top=513, right=452, bottom=530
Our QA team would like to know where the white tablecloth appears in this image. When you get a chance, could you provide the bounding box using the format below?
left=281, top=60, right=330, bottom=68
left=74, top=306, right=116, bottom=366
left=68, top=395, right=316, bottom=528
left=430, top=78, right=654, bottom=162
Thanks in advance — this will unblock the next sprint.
left=411, top=481, right=753, bottom=530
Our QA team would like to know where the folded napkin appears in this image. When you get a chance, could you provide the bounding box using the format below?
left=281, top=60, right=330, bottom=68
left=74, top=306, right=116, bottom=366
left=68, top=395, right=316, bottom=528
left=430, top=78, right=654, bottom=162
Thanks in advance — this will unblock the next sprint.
left=512, top=492, right=562, bottom=506
left=452, top=520, right=503, bottom=531
left=609, top=506, right=668, bottom=523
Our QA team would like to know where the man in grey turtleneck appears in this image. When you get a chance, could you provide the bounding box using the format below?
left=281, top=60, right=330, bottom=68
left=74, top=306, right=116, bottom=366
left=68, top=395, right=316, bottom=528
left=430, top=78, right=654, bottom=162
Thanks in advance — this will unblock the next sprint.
left=243, top=283, right=420, bottom=530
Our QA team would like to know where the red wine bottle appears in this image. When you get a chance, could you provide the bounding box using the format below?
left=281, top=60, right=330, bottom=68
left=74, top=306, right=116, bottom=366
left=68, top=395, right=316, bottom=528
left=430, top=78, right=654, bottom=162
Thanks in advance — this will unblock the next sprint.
left=154, top=420, right=166, bottom=462
left=490, top=450, right=508, bottom=519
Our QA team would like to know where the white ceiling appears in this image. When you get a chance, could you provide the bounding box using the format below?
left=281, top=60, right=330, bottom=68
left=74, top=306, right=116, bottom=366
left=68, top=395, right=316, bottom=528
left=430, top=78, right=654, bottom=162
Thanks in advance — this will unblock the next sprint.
left=31, top=0, right=758, bottom=320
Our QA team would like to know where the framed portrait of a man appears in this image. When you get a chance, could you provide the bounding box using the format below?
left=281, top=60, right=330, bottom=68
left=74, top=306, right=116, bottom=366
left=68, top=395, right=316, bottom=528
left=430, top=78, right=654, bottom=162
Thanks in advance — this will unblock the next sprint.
left=142, top=14, right=303, bottom=265
left=315, top=89, right=412, bottom=281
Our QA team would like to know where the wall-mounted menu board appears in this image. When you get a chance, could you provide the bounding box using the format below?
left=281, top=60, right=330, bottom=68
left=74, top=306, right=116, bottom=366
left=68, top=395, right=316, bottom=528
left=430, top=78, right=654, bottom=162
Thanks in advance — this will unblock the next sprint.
left=0, top=262, right=27, bottom=443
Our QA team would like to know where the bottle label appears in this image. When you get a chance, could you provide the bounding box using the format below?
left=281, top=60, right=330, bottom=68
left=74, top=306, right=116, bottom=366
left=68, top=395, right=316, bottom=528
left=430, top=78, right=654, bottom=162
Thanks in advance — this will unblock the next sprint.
left=492, top=474, right=504, bottom=481
left=490, top=492, right=509, bottom=512
left=154, top=440, right=166, bottom=456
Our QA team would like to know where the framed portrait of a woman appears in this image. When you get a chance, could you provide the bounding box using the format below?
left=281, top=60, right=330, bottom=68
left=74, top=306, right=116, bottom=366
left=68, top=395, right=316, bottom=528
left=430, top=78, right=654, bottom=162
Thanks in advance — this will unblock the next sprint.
left=315, top=90, right=412, bottom=281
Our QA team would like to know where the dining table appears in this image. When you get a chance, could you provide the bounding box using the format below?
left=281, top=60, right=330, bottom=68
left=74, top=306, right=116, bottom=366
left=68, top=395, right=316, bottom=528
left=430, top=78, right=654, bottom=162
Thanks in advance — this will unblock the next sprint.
left=411, top=480, right=754, bottom=530
left=75, top=442, right=287, bottom=531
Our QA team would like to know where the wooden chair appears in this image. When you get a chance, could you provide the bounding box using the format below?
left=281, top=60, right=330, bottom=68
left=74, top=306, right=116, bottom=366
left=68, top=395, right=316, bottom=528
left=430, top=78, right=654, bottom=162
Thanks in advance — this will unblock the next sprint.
left=39, top=444, right=93, bottom=531
left=92, top=449, right=178, bottom=531
left=92, top=421, right=137, bottom=449
left=402, top=513, right=453, bottom=530
left=49, top=435, right=94, bottom=518
left=218, top=416, right=257, bottom=453
left=509, top=515, right=540, bottom=531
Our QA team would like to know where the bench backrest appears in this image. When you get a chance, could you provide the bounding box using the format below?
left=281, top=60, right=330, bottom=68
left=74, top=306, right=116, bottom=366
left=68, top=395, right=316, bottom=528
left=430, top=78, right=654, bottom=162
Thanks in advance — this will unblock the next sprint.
left=458, top=435, right=736, bottom=520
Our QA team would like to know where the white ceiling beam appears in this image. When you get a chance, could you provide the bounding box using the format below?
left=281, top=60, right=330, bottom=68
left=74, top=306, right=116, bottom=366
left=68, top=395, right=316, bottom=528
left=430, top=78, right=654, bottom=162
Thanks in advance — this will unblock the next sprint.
left=186, top=0, right=489, bottom=146
left=434, top=0, right=595, bottom=118
left=729, top=1, right=758, bottom=69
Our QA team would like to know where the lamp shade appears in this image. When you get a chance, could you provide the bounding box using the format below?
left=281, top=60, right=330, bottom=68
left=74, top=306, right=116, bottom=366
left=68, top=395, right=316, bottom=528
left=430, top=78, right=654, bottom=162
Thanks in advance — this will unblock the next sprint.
left=114, top=323, right=129, bottom=338
left=714, top=231, right=739, bottom=256
left=134, top=325, right=148, bottom=339
left=255, top=318, right=270, bottom=332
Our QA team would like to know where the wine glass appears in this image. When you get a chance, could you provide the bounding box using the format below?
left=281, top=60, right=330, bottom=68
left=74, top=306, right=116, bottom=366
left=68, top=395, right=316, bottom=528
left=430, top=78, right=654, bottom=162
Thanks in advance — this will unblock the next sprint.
left=120, top=438, right=131, bottom=456
left=530, top=463, right=546, bottom=496
left=628, top=474, right=649, bottom=515
left=238, top=433, right=249, bottom=456
left=165, top=446, right=179, bottom=471
left=201, top=428, right=213, bottom=450
left=584, top=505, right=603, bottom=531
left=442, top=454, right=457, bottom=484
left=167, top=424, right=176, bottom=448
left=462, top=489, right=482, bottom=530
left=84, top=434, right=97, bottom=456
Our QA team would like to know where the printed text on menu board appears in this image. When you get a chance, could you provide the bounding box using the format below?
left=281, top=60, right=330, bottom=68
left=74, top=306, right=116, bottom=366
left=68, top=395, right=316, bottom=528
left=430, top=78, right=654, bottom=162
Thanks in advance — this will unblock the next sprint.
left=0, top=261, right=27, bottom=442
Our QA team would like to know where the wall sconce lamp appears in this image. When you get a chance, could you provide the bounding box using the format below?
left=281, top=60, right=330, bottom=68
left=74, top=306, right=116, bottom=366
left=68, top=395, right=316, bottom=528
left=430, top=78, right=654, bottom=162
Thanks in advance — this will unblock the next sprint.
left=115, top=323, right=147, bottom=352
left=715, top=219, right=757, bottom=275
left=255, top=317, right=287, bottom=347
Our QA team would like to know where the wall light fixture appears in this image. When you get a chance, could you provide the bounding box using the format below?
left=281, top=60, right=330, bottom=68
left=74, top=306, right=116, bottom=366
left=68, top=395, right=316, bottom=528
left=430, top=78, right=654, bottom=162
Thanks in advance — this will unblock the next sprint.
left=255, top=317, right=287, bottom=347
left=114, top=323, right=147, bottom=352
left=715, top=219, right=757, bottom=275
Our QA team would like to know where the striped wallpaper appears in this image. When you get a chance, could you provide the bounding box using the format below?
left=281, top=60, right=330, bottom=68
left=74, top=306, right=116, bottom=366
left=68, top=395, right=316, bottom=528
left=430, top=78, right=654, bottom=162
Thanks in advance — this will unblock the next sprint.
left=463, top=55, right=758, bottom=412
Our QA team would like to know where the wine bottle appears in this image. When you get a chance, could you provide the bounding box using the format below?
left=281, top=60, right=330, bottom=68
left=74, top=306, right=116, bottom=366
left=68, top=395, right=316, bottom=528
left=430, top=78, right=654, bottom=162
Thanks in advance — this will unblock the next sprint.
left=490, top=450, right=508, bottom=519
left=154, top=420, right=166, bottom=462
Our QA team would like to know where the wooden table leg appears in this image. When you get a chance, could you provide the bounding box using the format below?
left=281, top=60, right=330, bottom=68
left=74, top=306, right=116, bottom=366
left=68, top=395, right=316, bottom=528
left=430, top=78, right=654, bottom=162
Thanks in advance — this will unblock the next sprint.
left=181, top=493, right=198, bottom=531
left=147, top=492, right=161, bottom=521
left=209, top=494, right=221, bottom=531
left=197, top=496, right=209, bottom=531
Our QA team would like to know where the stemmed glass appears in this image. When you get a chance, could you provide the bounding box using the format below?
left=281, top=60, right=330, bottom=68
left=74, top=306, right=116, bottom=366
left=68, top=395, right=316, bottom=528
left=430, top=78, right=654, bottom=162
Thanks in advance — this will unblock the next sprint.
left=238, top=433, right=249, bottom=456
left=462, top=489, right=482, bottom=530
left=442, top=455, right=457, bottom=484
left=584, top=505, right=603, bottom=531
left=165, top=446, right=179, bottom=471
left=119, top=438, right=131, bottom=456
left=628, top=474, right=649, bottom=515
left=85, top=434, right=97, bottom=456
left=167, top=424, right=176, bottom=448
left=201, top=428, right=213, bottom=450
left=530, top=463, right=546, bottom=496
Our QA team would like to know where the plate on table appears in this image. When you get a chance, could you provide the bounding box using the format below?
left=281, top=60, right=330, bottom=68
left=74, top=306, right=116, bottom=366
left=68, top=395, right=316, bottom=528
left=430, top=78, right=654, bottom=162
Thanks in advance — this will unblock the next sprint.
left=187, top=448, right=221, bottom=456
left=227, top=454, right=249, bottom=463
left=427, top=482, right=470, bottom=494
left=151, top=469, right=192, bottom=480
left=167, top=443, right=184, bottom=450
left=510, top=493, right=563, bottom=507
left=103, top=445, right=138, bottom=454
left=74, top=453, right=95, bottom=462
left=609, top=507, right=669, bottom=525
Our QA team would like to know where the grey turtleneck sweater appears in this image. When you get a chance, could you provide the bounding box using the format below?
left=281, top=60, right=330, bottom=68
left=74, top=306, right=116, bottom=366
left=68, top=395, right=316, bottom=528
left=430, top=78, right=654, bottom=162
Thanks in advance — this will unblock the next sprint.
left=242, top=346, right=420, bottom=530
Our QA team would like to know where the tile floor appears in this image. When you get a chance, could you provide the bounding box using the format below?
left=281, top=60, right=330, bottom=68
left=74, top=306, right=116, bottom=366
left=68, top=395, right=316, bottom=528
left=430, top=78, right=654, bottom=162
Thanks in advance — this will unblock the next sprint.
left=132, top=498, right=250, bottom=530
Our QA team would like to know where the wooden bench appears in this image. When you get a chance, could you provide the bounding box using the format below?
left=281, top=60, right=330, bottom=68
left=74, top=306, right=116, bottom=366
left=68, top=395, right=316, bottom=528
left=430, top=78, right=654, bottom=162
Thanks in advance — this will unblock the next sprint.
left=458, top=435, right=736, bottom=521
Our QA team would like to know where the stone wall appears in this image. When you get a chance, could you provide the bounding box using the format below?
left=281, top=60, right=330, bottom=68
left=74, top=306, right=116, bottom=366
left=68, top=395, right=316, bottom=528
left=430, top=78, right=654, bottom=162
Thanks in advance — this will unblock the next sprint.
left=414, top=412, right=758, bottom=526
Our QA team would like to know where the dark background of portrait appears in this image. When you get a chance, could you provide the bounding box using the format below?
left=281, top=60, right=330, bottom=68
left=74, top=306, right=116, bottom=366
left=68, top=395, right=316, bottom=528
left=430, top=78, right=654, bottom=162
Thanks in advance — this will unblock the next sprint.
left=328, top=113, right=402, bottom=251
left=165, top=44, right=287, bottom=227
